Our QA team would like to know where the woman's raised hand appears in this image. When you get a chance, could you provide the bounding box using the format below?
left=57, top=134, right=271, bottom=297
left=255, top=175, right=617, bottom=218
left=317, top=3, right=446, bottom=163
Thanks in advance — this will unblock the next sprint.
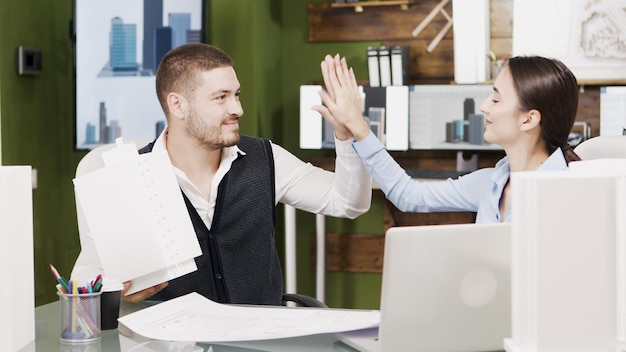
left=312, top=54, right=370, bottom=141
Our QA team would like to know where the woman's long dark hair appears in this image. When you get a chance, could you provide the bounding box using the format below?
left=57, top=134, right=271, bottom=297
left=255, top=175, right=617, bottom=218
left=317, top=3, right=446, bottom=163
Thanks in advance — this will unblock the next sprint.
left=507, top=56, right=581, bottom=164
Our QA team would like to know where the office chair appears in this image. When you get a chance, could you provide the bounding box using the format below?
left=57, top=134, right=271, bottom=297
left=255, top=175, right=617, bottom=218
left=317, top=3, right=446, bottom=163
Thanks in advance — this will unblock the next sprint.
left=74, top=141, right=327, bottom=308
left=573, top=135, right=626, bottom=160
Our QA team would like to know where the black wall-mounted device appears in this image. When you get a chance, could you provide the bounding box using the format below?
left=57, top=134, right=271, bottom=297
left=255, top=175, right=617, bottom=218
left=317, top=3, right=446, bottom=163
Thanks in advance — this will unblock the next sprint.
left=16, top=46, right=42, bottom=76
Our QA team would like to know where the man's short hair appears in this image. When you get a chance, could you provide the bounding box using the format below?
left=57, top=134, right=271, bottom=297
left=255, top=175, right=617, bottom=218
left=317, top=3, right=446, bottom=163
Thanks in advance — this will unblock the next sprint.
left=155, top=43, right=234, bottom=117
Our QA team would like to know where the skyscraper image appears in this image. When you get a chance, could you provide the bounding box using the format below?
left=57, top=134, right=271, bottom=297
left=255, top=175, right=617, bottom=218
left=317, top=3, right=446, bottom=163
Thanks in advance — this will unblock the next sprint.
left=97, top=101, right=123, bottom=145
left=186, top=29, right=202, bottom=44
left=154, top=26, right=173, bottom=73
left=143, top=0, right=163, bottom=74
left=168, top=13, right=191, bottom=49
left=108, top=120, right=121, bottom=143
left=110, top=17, right=139, bottom=72
left=85, top=123, right=97, bottom=145
left=99, top=102, right=107, bottom=144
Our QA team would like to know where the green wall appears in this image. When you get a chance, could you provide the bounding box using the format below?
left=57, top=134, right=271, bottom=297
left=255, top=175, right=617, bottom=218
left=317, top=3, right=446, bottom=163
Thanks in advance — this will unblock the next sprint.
left=0, top=0, right=83, bottom=307
left=1, top=0, right=385, bottom=309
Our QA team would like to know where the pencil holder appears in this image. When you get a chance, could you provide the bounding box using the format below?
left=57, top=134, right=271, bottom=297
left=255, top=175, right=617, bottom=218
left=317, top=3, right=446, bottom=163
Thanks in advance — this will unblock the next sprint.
left=58, top=292, right=102, bottom=343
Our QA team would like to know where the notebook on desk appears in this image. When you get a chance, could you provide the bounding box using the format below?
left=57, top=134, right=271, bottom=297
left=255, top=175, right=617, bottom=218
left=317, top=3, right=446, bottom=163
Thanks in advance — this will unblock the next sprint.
left=336, top=222, right=511, bottom=352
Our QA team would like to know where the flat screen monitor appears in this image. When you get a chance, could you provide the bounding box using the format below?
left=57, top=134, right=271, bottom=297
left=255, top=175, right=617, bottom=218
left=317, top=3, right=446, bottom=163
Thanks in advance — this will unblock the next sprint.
left=73, top=0, right=204, bottom=150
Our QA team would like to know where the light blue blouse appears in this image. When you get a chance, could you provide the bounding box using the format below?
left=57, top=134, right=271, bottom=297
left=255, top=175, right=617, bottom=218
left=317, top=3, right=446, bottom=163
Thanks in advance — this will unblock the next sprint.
left=352, top=132, right=568, bottom=223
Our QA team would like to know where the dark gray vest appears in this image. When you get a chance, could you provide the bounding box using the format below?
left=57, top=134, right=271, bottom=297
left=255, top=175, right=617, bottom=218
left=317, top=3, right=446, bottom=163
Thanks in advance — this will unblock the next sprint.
left=139, top=136, right=282, bottom=305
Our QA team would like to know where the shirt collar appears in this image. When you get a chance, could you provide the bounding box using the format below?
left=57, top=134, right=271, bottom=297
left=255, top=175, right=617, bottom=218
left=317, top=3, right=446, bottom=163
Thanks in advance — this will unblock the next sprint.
left=538, top=148, right=568, bottom=171
left=491, top=156, right=511, bottom=194
left=492, top=147, right=568, bottom=179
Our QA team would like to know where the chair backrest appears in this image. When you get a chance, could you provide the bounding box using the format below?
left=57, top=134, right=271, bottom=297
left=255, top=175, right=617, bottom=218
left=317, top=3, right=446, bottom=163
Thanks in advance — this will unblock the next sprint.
left=573, top=135, right=626, bottom=160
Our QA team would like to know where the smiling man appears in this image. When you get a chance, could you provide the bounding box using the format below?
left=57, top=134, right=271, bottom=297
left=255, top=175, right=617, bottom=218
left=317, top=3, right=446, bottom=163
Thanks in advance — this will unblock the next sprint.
left=72, top=43, right=372, bottom=306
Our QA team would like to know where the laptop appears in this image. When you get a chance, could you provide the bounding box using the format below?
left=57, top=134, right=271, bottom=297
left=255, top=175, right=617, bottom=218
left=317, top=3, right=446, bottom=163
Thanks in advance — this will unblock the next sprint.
left=336, top=222, right=511, bottom=352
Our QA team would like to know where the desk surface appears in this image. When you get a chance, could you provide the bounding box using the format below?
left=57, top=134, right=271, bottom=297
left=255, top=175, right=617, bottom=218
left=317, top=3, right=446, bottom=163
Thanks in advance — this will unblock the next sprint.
left=21, top=301, right=359, bottom=352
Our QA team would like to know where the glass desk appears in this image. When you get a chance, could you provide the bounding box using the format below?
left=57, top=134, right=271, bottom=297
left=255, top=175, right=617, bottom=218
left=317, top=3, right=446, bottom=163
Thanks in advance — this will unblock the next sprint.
left=20, top=301, right=359, bottom=352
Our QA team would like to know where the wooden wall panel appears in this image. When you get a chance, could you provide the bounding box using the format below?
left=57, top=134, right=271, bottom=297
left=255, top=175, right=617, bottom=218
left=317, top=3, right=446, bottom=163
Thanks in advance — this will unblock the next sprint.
left=308, top=0, right=514, bottom=83
left=308, top=1, right=454, bottom=42
left=313, top=232, right=385, bottom=273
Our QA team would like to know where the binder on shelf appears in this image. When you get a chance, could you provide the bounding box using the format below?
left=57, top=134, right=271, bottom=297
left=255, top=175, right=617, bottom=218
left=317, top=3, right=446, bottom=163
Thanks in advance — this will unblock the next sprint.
left=366, top=46, right=380, bottom=88
left=378, top=45, right=392, bottom=87
left=391, top=46, right=410, bottom=86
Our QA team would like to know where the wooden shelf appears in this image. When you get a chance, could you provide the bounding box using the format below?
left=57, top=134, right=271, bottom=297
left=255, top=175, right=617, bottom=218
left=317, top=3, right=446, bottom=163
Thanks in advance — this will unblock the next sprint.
left=578, top=79, right=626, bottom=87
left=331, top=1, right=416, bottom=13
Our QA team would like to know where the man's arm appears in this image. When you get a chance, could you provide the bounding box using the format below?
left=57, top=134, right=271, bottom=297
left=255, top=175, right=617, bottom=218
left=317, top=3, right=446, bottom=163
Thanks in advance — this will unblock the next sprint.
left=273, top=139, right=372, bottom=219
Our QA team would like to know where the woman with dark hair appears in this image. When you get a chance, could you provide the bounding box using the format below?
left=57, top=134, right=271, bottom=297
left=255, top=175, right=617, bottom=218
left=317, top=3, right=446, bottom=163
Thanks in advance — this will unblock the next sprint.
left=314, top=54, right=581, bottom=223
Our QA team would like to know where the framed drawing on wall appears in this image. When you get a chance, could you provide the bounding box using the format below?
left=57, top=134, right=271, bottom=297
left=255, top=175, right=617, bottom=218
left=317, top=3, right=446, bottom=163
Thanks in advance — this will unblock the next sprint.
left=72, top=0, right=205, bottom=150
left=513, top=0, right=626, bottom=83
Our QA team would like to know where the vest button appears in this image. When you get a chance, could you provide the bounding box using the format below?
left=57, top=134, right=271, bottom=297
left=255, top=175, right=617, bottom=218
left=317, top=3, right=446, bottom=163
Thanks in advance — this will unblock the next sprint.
left=215, top=273, right=222, bottom=280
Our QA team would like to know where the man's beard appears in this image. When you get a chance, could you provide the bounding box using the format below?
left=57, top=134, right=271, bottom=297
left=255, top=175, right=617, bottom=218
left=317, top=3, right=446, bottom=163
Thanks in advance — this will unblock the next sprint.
left=185, top=108, right=240, bottom=151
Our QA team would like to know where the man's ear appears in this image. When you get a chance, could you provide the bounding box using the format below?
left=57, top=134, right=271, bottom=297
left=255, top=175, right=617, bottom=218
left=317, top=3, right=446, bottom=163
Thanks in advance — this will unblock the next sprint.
left=166, top=93, right=186, bottom=120
left=520, top=109, right=541, bottom=132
